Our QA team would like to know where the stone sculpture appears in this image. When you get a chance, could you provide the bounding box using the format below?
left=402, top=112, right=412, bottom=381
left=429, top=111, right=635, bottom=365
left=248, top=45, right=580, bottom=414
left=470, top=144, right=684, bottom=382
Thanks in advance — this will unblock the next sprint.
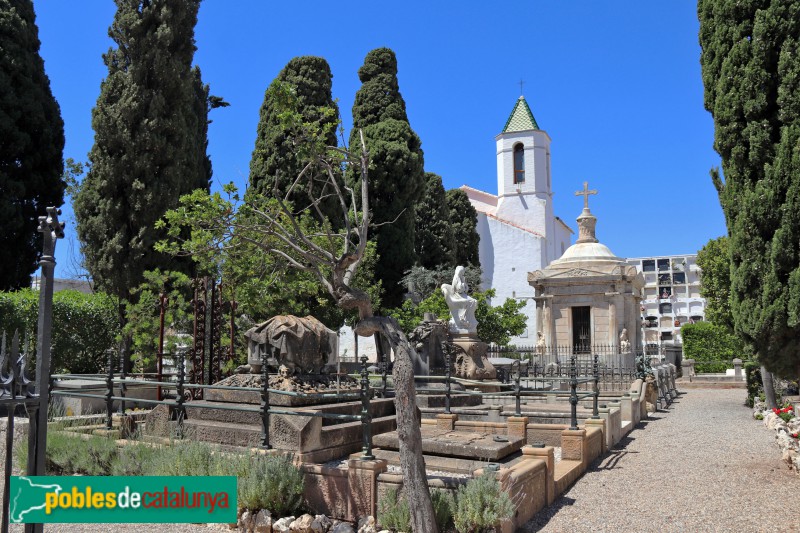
left=244, top=315, right=337, bottom=375
left=619, top=328, right=631, bottom=353
left=441, top=265, right=478, bottom=334
left=440, top=266, right=496, bottom=380
left=535, top=331, right=546, bottom=355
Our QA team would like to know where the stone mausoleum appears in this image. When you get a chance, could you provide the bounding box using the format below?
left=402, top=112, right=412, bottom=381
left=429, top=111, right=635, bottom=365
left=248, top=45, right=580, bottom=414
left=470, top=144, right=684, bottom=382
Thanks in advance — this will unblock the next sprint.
left=528, top=184, right=644, bottom=359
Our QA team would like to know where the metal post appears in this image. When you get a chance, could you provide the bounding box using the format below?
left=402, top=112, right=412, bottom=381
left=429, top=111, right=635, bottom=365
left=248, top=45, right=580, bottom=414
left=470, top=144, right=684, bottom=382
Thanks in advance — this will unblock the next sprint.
left=105, top=348, right=114, bottom=431
left=381, top=345, right=388, bottom=398
left=592, top=352, right=600, bottom=418
left=444, top=343, right=452, bottom=415
left=514, top=360, right=522, bottom=417
left=175, top=351, right=186, bottom=439
left=260, top=348, right=271, bottom=449
left=569, top=354, right=578, bottom=430
left=229, top=298, right=237, bottom=367
left=27, top=208, right=63, bottom=510
left=3, top=332, right=20, bottom=533
left=360, top=355, right=374, bottom=460
left=118, top=345, right=127, bottom=415
left=157, top=293, right=167, bottom=401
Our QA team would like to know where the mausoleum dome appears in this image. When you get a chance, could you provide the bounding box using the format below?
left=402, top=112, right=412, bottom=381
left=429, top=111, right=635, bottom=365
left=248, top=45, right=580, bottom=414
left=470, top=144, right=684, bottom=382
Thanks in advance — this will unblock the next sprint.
left=554, top=240, right=620, bottom=265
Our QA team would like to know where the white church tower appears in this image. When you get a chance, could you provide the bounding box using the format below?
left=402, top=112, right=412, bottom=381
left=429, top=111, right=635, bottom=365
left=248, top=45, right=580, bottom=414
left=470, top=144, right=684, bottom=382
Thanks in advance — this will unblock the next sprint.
left=461, top=96, right=572, bottom=344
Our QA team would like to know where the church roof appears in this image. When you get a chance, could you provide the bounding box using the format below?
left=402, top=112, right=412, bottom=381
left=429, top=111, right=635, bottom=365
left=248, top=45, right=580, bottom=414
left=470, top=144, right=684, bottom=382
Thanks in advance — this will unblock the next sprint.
left=502, top=96, right=540, bottom=133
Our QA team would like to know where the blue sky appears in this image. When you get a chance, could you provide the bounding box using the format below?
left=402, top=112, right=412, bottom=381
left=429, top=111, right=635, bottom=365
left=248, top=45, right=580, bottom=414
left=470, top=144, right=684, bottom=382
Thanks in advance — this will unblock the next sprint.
left=33, top=1, right=726, bottom=279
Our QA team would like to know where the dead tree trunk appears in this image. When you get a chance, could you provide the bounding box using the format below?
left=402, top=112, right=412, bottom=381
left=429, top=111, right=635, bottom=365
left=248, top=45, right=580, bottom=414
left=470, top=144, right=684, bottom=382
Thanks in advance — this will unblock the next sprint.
left=356, top=316, right=437, bottom=533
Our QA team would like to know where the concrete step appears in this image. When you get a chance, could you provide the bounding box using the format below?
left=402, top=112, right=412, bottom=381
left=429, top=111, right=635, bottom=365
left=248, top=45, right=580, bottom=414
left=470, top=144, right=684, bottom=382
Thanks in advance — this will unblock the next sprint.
left=182, top=413, right=398, bottom=451
left=184, top=398, right=395, bottom=426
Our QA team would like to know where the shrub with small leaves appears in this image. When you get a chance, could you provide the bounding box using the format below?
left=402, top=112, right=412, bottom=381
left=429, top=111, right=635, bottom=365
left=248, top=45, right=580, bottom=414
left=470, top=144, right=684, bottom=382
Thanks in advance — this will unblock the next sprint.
left=378, top=487, right=411, bottom=532
left=431, top=488, right=455, bottom=532
left=238, top=454, right=305, bottom=516
left=453, top=472, right=514, bottom=533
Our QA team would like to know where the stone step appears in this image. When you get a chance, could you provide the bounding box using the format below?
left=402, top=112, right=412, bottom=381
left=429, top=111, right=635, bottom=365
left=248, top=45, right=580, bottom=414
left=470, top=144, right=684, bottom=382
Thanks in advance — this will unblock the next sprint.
left=182, top=413, right=398, bottom=452
left=184, top=398, right=395, bottom=426
left=372, top=448, right=524, bottom=475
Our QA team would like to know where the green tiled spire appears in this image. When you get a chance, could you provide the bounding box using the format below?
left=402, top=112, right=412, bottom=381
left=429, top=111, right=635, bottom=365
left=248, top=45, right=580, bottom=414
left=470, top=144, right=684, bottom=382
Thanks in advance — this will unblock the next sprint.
left=502, top=96, right=539, bottom=133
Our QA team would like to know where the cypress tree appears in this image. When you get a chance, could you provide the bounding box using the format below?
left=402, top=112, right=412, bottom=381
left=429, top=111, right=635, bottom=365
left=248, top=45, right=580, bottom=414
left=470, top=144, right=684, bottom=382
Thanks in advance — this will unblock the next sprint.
left=349, top=48, right=424, bottom=307
left=696, top=236, right=734, bottom=330
left=446, top=188, right=480, bottom=267
left=414, top=173, right=455, bottom=269
left=0, top=0, right=65, bottom=290
left=699, top=0, right=800, bottom=378
left=248, top=56, right=340, bottom=220
left=75, top=0, right=217, bottom=302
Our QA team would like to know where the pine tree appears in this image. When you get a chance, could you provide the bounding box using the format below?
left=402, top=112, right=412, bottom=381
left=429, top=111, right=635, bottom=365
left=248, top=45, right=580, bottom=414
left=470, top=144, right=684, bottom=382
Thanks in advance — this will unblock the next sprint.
left=0, top=0, right=65, bottom=290
left=446, top=188, right=480, bottom=267
left=699, top=0, right=800, bottom=380
left=349, top=48, right=425, bottom=308
left=248, top=56, right=340, bottom=220
left=414, top=173, right=455, bottom=269
left=74, top=0, right=218, bottom=302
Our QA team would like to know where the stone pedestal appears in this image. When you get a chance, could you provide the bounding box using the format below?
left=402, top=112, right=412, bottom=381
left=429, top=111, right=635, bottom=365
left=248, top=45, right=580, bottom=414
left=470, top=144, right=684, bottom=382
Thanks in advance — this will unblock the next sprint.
left=584, top=417, right=606, bottom=454
left=436, top=413, right=458, bottom=431
left=451, top=333, right=496, bottom=380
left=507, top=416, right=529, bottom=442
left=347, top=458, right=387, bottom=519
left=522, top=445, right=555, bottom=505
left=561, top=428, right=587, bottom=467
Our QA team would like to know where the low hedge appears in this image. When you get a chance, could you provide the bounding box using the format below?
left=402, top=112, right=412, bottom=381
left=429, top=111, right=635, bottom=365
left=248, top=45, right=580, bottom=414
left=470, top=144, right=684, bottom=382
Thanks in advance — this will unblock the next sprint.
left=0, top=289, right=119, bottom=374
left=680, top=321, right=745, bottom=373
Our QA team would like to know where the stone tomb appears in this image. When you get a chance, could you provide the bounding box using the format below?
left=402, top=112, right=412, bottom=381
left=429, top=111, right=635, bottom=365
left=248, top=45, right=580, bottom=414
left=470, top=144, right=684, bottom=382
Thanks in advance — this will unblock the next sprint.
left=146, top=314, right=398, bottom=462
left=373, top=425, right=524, bottom=462
left=146, top=386, right=398, bottom=463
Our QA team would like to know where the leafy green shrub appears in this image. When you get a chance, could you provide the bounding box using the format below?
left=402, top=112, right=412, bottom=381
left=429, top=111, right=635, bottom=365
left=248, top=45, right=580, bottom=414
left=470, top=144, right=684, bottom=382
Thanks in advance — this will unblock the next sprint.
left=755, top=412, right=764, bottom=420
left=123, top=269, right=193, bottom=374
left=431, top=489, right=455, bottom=532
left=378, top=487, right=411, bottom=531
left=388, top=287, right=526, bottom=346
left=378, top=487, right=454, bottom=532
left=110, top=442, right=157, bottom=476
left=745, top=361, right=763, bottom=407
left=0, top=289, right=118, bottom=374
left=238, top=454, right=305, bottom=516
left=680, top=321, right=745, bottom=373
left=41, top=432, right=117, bottom=475
left=453, top=472, right=514, bottom=533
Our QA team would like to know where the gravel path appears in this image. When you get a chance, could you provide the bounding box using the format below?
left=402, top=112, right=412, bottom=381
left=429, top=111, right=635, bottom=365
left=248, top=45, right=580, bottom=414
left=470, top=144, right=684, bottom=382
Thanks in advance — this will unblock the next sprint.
left=521, top=387, right=800, bottom=533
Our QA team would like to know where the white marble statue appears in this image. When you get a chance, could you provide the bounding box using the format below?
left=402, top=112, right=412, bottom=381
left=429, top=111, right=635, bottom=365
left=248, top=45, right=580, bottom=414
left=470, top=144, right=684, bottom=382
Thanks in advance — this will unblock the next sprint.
left=619, top=328, right=631, bottom=353
left=535, top=331, right=546, bottom=355
left=441, top=265, right=478, bottom=334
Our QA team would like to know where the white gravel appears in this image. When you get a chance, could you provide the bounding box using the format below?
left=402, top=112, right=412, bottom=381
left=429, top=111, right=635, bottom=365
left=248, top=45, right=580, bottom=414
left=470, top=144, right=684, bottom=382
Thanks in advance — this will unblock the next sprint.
left=521, top=387, right=800, bottom=532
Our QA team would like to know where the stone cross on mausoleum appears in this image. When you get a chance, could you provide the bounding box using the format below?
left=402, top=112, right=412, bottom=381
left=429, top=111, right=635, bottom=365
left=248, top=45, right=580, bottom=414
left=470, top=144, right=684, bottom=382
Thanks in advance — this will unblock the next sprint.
left=574, top=181, right=599, bottom=244
left=575, top=181, right=597, bottom=210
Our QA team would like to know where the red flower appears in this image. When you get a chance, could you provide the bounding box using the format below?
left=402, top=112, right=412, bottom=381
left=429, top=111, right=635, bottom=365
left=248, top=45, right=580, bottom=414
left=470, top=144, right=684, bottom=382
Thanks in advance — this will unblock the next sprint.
left=792, top=433, right=799, bottom=439
left=774, top=408, right=781, bottom=415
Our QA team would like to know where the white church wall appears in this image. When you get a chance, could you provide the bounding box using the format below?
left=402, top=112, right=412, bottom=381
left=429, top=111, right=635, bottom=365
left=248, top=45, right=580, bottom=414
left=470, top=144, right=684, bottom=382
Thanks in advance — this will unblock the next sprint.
left=494, top=194, right=549, bottom=236
left=481, top=216, right=544, bottom=345
left=552, top=218, right=573, bottom=263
